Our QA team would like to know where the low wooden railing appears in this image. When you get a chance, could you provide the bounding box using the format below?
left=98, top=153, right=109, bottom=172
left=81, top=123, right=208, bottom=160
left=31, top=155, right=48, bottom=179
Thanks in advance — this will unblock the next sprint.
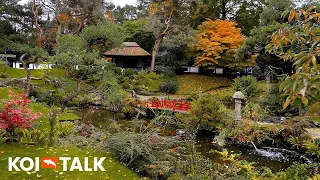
left=144, top=100, right=192, bottom=112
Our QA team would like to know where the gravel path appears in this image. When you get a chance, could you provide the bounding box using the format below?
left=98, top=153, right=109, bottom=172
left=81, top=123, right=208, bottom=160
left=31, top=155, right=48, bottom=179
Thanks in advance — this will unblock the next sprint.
left=306, top=128, right=320, bottom=139
left=136, top=94, right=188, bottom=101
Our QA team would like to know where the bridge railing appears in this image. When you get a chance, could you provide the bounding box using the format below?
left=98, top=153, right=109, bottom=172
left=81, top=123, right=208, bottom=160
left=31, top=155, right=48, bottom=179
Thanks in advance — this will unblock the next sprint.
left=144, top=100, right=192, bottom=112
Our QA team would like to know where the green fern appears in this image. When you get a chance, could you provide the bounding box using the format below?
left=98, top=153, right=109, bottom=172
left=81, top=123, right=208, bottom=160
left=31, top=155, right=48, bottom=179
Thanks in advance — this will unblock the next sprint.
left=20, top=129, right=48, bottom=144
left=303, top=140, right=320, bottom=158
left=56, top=122, right=75, bottom=137
left=288, top=136, right=302, bottom=149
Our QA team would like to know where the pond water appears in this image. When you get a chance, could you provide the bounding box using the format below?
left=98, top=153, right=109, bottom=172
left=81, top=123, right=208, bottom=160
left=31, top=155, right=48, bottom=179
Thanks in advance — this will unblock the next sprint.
left=76, top=109, right=312, bottom=172
left=196, top=131, right=311, bottom=172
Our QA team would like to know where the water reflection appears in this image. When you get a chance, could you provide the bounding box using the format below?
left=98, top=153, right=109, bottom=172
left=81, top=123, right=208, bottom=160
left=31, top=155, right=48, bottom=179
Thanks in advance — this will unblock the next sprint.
left=196, top=132, right=311, bottom=172
left=76, top=109, right=311, bottom=172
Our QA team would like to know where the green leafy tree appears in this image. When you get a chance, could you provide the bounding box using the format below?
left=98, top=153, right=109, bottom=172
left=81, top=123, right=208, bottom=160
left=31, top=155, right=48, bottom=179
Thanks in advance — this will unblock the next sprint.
left=266, top=6, right=320, bottom=110
left=260, top=0, right=293, bottom=26
left=123, top=19, right=155, bottom=53
left=57, top=0, right=107, bottom=34
left=80, top=23, right=125, bottom=55
left=236, top=23, right=293, bottom=80
left=113, top=5, right=138, bottom=24
left=156, top=25, right=196, bottom=71
left=53, top=34, right=108, bottom=111
left=9, top=43, right=48, bottom=94
left=189, top=0, right=265, bottom=35
left=149, top=0, right=175, bottom=72
left=234, top=1, right=264, bottom=36
left=136, top=0, right=150, bottom=18
left=0, top=0, right=33, bottom=35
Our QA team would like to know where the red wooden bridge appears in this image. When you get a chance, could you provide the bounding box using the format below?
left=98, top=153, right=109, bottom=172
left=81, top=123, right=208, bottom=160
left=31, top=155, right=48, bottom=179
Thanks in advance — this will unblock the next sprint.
left=144, top=100, right=192, bottom=113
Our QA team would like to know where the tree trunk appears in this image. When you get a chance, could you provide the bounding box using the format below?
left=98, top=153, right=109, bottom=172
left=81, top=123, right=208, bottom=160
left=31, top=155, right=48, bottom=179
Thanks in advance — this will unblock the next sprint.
left=20, top=53, right=31, bottom=95
left=150, top=1, right=174, bottom=72
left=61, top=79, right=82, bottom=111
left=221, top=0, right=228, bottom=20
left=56, top=0, right=61, bottom=34
left=32, top=0, right=45, bottom=47
left=151, top=39, right=162, bottom=72
left=55, top=0, right=62, bottom=45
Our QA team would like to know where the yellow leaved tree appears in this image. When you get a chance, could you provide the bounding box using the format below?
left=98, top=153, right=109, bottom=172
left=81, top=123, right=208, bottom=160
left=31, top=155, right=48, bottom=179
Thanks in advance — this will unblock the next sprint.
left=194, top=19, right=245, bottom=68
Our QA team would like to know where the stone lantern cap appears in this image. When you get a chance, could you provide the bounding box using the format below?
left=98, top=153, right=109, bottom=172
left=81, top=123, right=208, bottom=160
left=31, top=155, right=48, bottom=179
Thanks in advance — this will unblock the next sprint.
left=233, top=91, right=245, bottom=100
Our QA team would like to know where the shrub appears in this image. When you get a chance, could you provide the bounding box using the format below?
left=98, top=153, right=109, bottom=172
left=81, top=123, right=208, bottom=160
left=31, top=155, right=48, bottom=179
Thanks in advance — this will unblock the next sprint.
left=36, top=91, right=63, bottom=106
left=260, top=84, right=299, bottom=115
left=20, top=128, right=48, bottom=145
left=56, top=122, right=75, bottom=138
left=124, top=68, right=136, bottom=77
left=242, top=102, right=267, bottom=121
left=155, top=65, right=175, bottom=75
left=134, top=71, right=163, bottom=91
left=210, top=88, right=235, bottom=108
left=117, top=75, right=127, bottom=84
left=232, top=75, right=260, bottom=99
left=0, top=91, right=41, bottom=143
left=133, top=86, right=140, bottom=92
left=0, top=72, right=7, bottom=78
left=177, top=94, right=233, bottom=132
left=113, top=67, right=123, bottom=75
left=159, top=78, right=179, bottom=94
left=106, top=130, right=178, bottom=178
left=102, top=87, right=126, bottom=112
left=55, top=135, right=101, bottom=149
left=252, top=66, right=268, bottom=80
left=303, top=140, right=320, bottom=158
left=122, top=83, right=131, bottom=89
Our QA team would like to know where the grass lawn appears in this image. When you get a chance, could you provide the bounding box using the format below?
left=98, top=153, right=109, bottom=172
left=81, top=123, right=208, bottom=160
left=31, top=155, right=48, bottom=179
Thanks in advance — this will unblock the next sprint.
left=176, top=74, right=232, bottom=95
left=0, top=66, right=65, bottom=79
left=0, top=87, right=23, bottom=99
left=57, top=113, right=80, bottom=121
left=0, top=144, right=139, bottom=180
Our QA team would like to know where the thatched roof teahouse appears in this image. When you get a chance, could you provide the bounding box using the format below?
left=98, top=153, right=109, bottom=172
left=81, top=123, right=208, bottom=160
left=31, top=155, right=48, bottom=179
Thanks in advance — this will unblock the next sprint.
left=103, top=42, right=151, bottom=70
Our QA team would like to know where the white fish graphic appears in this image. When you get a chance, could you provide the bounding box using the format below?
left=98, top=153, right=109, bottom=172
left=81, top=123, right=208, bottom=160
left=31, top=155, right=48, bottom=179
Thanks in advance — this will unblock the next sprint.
left=43, top=159, right=57, bottom=169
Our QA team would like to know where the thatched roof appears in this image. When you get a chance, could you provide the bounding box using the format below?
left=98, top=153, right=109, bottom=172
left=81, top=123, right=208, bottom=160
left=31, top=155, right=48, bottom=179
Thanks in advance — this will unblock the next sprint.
left=103, top=42, right=150, bottom=57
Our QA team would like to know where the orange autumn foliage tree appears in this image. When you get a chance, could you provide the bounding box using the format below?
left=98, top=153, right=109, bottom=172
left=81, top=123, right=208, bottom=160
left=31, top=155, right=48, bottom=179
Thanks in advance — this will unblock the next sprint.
left=194, top=19, right=245, bottom=68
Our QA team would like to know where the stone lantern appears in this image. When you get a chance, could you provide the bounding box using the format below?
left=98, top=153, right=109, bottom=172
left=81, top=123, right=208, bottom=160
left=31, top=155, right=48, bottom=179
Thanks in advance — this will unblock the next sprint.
left=232, top=91, right=245, bottom=120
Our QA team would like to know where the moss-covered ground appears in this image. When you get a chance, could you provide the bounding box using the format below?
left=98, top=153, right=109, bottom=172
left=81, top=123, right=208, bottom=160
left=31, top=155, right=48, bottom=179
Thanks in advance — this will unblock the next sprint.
left=0, top=144, right=139, bottom=180
left=177, top=74, right=232, bottom=95
left=0, top=66, right=65, bottom=79
left=0, top=85, right=138, bottom=179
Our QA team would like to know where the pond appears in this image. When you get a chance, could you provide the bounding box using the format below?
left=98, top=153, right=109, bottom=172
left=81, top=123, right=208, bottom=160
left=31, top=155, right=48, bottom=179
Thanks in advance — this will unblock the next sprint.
left=196, top=130, right=311, bottom=172
left=75, top=109, right=312, bottom=172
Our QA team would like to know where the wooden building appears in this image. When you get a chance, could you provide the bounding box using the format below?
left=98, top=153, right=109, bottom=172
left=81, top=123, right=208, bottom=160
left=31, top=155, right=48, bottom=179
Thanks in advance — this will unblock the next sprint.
left=103, top=42, right=150, bottom=70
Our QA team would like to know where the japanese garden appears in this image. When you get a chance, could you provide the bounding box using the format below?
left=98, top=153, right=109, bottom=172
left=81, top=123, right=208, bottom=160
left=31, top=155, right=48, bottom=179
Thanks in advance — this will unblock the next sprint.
left=0, top=0, right=320, bottom=179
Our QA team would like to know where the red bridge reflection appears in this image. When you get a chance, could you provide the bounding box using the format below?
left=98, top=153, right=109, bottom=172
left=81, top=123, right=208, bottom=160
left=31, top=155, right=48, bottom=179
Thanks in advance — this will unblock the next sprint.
left=144, top=100, right=191, bottom=113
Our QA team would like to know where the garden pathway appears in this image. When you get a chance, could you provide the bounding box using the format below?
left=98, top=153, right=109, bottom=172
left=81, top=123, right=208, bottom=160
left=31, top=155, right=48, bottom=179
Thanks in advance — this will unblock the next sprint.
left=306, top=128, right=320, bottom=139
left=257, top=122, right=320, bottom=139
left=136, top=94, right=188, bottom=101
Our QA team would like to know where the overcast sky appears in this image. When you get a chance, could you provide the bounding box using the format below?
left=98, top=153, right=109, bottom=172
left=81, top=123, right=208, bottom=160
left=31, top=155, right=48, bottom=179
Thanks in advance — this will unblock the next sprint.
left=18, top=0, right=137, bottom=7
